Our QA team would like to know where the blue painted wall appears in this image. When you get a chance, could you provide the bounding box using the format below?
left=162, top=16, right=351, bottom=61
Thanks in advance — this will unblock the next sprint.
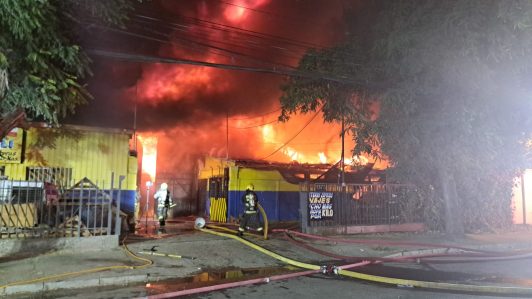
left=228, top=190, right=299, bottom=222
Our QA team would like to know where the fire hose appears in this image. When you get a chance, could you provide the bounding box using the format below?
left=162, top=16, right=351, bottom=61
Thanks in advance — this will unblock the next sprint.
left=208, top=225, right=514, bottom=263
left=191, top=228, right=532, bottom=297
left=272, top=229, right=497, bottom=254
left=280, top=231, right=500, bottom=263
left=276, top=229, right=532, bottom=263
left=140, top=227, right=532, bottom=298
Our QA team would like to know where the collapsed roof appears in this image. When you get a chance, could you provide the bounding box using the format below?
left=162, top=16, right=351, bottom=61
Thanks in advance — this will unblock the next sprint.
left=231, top=159, right=382, bottom=184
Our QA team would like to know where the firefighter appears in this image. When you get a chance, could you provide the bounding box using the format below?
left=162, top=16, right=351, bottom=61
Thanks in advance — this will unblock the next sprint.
left=238, top=184, right=263, bottom=236
left=154, top=182, right=172, bottom=230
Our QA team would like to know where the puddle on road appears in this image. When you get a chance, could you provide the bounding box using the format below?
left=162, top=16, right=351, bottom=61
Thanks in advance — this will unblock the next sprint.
left=145, top=265, right=299, bottom=295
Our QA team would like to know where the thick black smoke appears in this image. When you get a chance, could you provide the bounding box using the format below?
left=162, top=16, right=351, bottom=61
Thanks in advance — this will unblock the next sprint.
left=67, top=0, right=364, bottom=179
left=70, top=0, right=354, bottom=130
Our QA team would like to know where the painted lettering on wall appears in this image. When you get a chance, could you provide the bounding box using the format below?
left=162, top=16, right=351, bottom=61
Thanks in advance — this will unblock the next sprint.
left=0, top=128, right=23, bottom=163
left=308, top=192, right=334, bottom=220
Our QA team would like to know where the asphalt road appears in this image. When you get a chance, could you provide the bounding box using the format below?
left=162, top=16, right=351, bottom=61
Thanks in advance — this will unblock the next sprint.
left=25, top=259, right=532, bottom=299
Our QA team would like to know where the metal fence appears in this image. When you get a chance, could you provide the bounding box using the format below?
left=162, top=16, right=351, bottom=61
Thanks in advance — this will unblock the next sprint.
left=300, top=183, right=422, bottom=229
left=0, top=174, right=125, bottom=239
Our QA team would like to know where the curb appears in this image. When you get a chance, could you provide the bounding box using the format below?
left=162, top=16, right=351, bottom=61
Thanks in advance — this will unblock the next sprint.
left=1, top=274, right=153, bottom=296
left=385, top=241, right=532, bottom=260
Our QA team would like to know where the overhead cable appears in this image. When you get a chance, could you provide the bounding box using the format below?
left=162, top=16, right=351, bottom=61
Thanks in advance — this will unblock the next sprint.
left=260, top=108, right=322, bottom=160
left=230, top=119, right=279, bottom=129
left=229, top=108, right=282, bottom=120
left=87, top=50, right=361, bottom=85
left=98, top=22, right=297, bottom=70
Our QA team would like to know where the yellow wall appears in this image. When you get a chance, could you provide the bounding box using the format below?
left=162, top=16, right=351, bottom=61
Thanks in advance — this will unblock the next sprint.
left=198, top=157, right=299, bottom=192
left=1, top=126, right=136, bottom=190
left=229, top=166, right=299, bottom=192
left=198, top=157, right=234, bottom=179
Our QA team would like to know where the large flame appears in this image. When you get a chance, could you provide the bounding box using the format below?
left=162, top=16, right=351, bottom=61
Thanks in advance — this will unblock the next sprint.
left=138, top=135, right=158, bottom=182
left=133, top=0, right=387, bottom=179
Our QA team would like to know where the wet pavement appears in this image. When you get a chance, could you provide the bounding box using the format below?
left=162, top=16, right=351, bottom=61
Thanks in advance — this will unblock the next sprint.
left=23, top=259, right=532, bottom=299
left=4, top=224, right=532, bottom=298
left=143, top=265, right=299, bottom=296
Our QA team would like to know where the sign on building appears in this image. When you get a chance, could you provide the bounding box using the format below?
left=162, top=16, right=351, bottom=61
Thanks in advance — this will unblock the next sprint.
left=0, top=128, right=24, bottom=163
left=308, top=191, right=334, bottom=220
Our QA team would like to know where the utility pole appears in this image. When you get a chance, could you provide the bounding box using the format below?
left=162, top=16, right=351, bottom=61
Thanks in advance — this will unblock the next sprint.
left=145, top=181, right=152, bottom=234
left=341, top=116, right=345, bottom=188
left=133, top=83, right=138, bottom=152
left=226, top=111, right=229, bottom=160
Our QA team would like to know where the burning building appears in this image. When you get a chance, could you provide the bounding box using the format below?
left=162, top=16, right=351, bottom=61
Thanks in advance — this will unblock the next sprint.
left=197, top=156, right=380, bottom=223
left=75, top=0, right=380, bottom=221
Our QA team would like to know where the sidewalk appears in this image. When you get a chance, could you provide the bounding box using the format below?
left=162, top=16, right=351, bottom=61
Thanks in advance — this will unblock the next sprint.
left=2, top=225, right=532, bottom=297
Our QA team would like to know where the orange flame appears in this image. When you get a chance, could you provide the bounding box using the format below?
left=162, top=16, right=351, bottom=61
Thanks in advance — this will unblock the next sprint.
left=133, top=0, right=388, bottom=176
left=138, top=135, right=158, bottom=182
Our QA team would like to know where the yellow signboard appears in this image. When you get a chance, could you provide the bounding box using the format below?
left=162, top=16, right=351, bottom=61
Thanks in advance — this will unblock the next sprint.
left=0, top=128, right=24, bottom=163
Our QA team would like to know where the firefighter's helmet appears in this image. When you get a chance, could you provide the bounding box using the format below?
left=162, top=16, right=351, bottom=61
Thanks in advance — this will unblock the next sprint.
left=246, top=184, right=254, bottom=191
left=160, top=183, right=168, bottom=190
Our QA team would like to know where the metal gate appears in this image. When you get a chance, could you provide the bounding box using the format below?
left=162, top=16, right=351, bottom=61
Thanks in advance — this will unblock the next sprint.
left=300, top=183, right=422, bottom=232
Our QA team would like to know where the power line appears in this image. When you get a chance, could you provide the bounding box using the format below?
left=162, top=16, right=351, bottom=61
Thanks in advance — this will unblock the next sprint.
left=89, top=24, right=238, bottom=62
left=89, top=17, right=334, bottom=74
left=111, top=21, right=298, bottom=70
left=132, top=13, right=310, bottom=49
left=229, top=108, right=281, bottom=120
left=261, top=108, right=322, bottom=160
left=209, top=0, right=317, bottom=25
left=230, top=119, right=279, bottom=129
left=129, top=14, right=308, bottom=64
left=84, top=18, right=292, bottom=70
left=132, top=13, right=328, bottom=51
left=262, top=142, right=342, bottom=146
left=128, top=16, right=297, bottom=61
left=86, top=49, right=361, bottom=85
left=128, top=13, right=364, bottom=71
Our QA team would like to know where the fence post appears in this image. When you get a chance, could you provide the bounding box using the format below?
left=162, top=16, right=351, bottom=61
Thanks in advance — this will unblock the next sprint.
left=78, top=181, right=84, bottom=237
left=299, top=183, right=308, bottom=234
left=0, top=179, right=6, bottom=236
left=115, top=175, right=125, bottom=236
left=107, top=174, right=114, bottom=235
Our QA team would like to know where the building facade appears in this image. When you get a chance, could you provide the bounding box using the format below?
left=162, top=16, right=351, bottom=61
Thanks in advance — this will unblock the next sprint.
left=0, top=124, right=137, bottom=214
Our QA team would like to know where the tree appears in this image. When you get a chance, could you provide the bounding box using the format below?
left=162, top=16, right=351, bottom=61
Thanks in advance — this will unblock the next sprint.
left=0, top=0, right=137, bottom=137
left=281, top=0, right=532, bottom=235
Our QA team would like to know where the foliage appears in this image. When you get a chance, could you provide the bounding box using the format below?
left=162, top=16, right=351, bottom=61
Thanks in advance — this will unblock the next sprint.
left=281, top=0, right=532, bottom=234
left=0, top=0, right=137, bottom=124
